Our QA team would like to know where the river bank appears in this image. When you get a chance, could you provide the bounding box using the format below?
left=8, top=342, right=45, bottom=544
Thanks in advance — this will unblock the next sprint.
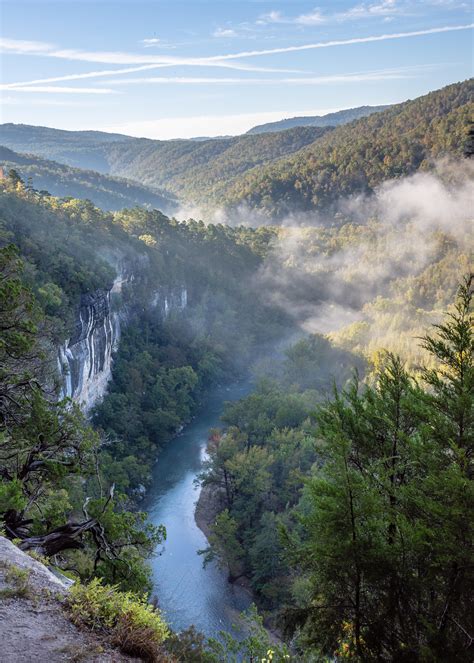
left=146, top=381, right=252, bottom=638
left=194, top=481, right=284, bottom=642
left=194, top=484, right=224, bottom=541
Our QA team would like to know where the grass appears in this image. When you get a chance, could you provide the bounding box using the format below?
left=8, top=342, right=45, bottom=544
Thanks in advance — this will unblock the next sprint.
left=0, top=562, right=32, bottom=599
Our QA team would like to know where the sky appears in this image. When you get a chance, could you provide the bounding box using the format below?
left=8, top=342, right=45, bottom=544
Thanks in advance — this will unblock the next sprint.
left=0, top=0, right=472, bottom=139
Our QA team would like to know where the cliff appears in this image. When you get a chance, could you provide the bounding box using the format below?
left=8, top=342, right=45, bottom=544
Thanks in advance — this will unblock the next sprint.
left=57, top=267, right=188, bottom=412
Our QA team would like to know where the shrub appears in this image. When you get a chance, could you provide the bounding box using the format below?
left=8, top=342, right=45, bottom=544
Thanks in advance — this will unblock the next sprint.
left=67, top=578, right=169, bottom=661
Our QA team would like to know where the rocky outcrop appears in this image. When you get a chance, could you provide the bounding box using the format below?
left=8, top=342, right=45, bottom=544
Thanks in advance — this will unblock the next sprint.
left=57, top=269, right=188, bottom=412
left=0, top=537, right=134, bottom=662
left=57, top=288, right=120, bottom=412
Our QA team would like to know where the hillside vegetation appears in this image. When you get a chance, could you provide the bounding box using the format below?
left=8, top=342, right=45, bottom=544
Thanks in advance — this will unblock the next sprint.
left=0, top=146, right=177, bottom=213
left=221, top=79, right=473, bottom=217
left=0, top=123, right=331, bottom=206
left=0, top=81, right=471, bottom=220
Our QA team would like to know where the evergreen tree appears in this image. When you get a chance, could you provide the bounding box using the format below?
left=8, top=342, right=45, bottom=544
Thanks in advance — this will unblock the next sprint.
left=290, top=277, right=473, bottom=660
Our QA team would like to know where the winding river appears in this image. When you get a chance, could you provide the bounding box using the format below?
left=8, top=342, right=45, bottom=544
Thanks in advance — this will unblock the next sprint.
left=146, top=382, right=252, bottom=638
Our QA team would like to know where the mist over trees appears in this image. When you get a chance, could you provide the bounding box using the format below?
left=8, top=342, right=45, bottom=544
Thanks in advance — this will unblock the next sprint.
left=0, top=78, right=472, bottom=661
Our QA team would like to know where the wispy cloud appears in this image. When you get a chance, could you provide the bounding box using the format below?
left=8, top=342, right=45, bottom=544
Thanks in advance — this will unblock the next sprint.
left=104, top=66, right=421, bottom=86
left=213, top=27, right=237, bottom=38
left=258, top=9, right=326, bottom=26
left=3, top=24, right=471, bottom=67
left=0, top=37, right=302, bottom=86
left=141, top=37, right=161, bottom=47
left=0, top=84, right=116, bottom=94
left=257, top=1, right=457, bottom=26
left=339, top=0, right=404, bottom=21
left=208, top=23, right=473, bottom=60
left=0, top=37, right=54, bottom=53
left=1, top=23, right=471, bottom=95
left=4, top=62, right=305, bottom=91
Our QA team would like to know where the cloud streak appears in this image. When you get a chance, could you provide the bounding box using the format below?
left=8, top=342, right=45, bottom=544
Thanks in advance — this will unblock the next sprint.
left=104, top=67, right=419, bottom=86
left=0, top=85, right=116, bottom=94
left=1, top=24, right=470, bottom=96
left=2, top=23, right=471, bottom=68
left=208, top=23, right=473, bottom=60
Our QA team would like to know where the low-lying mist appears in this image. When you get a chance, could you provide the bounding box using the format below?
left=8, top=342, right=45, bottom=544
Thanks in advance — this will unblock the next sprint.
left=253, top=159, right=473, bottom=357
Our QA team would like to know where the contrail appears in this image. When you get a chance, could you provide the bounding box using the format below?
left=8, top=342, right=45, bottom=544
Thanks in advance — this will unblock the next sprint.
left=207, top=24, right=474, bottom=61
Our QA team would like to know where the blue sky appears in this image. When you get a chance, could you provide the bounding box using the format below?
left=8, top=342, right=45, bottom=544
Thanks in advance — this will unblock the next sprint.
left=1, top=0, right=472, bottom=138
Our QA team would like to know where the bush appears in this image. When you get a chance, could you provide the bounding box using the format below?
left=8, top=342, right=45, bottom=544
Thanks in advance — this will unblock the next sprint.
left=67, top=578, right=169, bottom=661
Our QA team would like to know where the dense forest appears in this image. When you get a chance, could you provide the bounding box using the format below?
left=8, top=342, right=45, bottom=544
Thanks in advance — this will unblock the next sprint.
left=201, top=279, right=473, bottom=660
left=220, top=80, right=473, bottom=217
left=246, top=104, right=389, bottom=135
left=0, top=123, right=333, bottom=207
left=0, top=79, right=472, bottom=661
left=1, top=80, right=471, bottom=219
left=0, top=146, right=177, bottom=213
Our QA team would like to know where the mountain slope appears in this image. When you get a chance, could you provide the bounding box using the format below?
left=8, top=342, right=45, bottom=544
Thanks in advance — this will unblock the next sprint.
left=0, top=146, right=177, bottom=213
left=0, top=80, right=471, bottom=220
left=0, top=123, right=333, bottom=206
left=220, top=79, right=473, bottom=218
left=104, top=125, right=332, bottom=202
left=0, top=124, right=133, bottom=172
left=246, top=104, right=390, bottom=134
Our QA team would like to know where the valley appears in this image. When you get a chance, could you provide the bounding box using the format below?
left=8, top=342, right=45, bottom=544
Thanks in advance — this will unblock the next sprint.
left=0, top=75, right=472, bottom=662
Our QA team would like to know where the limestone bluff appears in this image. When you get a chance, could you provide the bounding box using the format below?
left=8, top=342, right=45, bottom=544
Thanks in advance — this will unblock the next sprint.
left=57, top=269, right=187, bottom=412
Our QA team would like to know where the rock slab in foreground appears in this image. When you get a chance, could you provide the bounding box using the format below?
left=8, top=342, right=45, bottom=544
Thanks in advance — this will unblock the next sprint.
left=0, top=536, right=136, bottom=662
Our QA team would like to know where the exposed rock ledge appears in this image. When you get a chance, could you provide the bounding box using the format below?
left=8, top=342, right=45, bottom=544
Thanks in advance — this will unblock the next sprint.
left=194, top=484, right=226, bottom=541
left=0, top=536, right=135, bottom=662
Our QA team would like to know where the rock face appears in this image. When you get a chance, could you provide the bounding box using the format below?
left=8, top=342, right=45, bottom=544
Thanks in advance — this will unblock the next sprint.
left=0, top=536, right=69, bottom=595
left=57, top=271, right=188, bottom=412
left=57, top=288, right=120, bottom=412
left=0, top=536, right=134, bottom=662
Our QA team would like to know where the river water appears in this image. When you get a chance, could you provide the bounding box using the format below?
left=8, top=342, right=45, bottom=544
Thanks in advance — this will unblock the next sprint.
left=146, top=382, right=252, bottom=638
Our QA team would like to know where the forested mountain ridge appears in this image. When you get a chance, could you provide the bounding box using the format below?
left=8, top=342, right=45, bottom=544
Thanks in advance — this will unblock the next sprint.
left=0, top=81, right=470, bottom=220
left=0, top=122, right=332, bottom=196
left=0, top=145, right=177, bottom=213
left=220, top=79, right=473, bottom=217
left=246, top=104, right=389, bottom=134
left=0, top=123, right=133, bottom=171
left=0, top=138, right=472, bottom=660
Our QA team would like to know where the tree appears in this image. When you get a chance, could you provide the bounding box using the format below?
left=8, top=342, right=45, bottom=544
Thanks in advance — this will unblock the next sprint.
left=290, top=277, right=473, bottom=660
left=0, top=246, right=164, bottom=591
left=200, top=509, right=245, bottom=582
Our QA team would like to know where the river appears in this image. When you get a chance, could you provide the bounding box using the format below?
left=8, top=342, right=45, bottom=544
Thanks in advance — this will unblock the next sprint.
left=146, top=381, right=252, bottom=638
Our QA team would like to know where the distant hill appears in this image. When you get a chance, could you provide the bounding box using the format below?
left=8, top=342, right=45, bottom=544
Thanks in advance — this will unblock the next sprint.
left=246, top=105, right=390, bottom=135
left=220, top=80, right=473, bottom=218
left=0, top=124, right=332, bottom=204
left=0, top=80, right=471, bottom=220
left=0, top=145, right=177, bottom=214
left=0, top=124, right=134, bottom=172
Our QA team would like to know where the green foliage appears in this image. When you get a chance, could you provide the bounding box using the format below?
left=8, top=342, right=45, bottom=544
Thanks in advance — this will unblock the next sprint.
left=202, top=278, right=473, bottom=660
left=247, top=104, right=388, bottom=134
left=289, top=279, right=473, bottom=660
left=0, top=123, right=331, bottom=210
left=0, top=145, right=177, bottom=213
left=1, top=81, right=470, bottom=219
left=0, top=563, right=32, bottom=599
left=206, top=604, right=291, bottom=662
left=67, top=578, right=169, bottom=658
left=221, top=80, right=473, bottom=217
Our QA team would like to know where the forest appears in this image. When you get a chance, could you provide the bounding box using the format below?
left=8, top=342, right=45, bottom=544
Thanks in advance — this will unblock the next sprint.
left=0, top=145, right=177, bottom=213
left=0, top=78, right=472, bottom=662
left=1, top=80, right=471, bottom=220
